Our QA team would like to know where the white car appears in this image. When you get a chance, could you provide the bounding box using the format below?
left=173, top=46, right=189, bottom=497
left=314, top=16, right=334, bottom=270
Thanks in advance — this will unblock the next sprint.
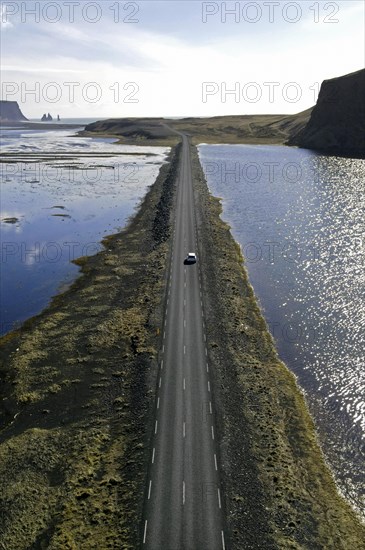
left=185, top=252, right=197, bottom=264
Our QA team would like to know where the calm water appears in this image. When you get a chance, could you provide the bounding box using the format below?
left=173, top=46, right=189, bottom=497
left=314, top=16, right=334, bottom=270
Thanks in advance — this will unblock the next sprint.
left=199, top=144, right=365, bottom=517
left=0, top=128, right=170, bottom=334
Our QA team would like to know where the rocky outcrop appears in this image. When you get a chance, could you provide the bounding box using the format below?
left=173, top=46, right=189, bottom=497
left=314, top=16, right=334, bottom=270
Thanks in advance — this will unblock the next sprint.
left=0, top=101, right=28, bottom=122
left=288, top=69, right=365, bottom=158
left=41, top=113, right=53, bottom=121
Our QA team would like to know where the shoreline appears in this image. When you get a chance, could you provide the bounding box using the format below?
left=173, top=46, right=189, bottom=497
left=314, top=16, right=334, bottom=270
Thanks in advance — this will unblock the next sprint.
left=0, top=138, right=363, bottom=547
left=190, top=143, right=365, bottom=547
left=0, top=144, right=180, bottom=548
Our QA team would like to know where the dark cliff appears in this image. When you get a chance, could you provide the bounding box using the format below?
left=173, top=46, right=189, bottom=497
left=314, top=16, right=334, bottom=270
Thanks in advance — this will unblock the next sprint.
left=0, top=101, right=28, bottom=122
left=288, top=69, right=365, bottom=158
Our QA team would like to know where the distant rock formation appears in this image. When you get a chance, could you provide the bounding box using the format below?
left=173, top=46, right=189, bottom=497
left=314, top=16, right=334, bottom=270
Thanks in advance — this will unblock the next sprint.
left=0, top=100, right=28, bottom=122
left=41, top=113, right=53, bottom=121
left=288, top=69, right=365, bottom=158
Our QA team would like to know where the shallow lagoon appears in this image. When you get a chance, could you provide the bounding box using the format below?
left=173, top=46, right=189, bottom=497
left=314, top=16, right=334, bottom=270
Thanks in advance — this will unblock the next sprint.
left=0, top=128, right=169, bottom=334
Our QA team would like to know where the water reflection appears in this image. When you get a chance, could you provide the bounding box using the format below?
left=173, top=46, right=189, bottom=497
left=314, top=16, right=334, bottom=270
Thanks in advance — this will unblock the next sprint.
left=199, top=144, right=365, bottom=517
left=0, top=129, right=170, bottom=334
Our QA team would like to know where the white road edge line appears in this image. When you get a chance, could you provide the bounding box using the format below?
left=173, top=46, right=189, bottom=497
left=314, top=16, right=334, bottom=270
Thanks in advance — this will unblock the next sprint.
left=148, top=480, right=152, bottom=499
left=143, top=520, right=148, bottom=544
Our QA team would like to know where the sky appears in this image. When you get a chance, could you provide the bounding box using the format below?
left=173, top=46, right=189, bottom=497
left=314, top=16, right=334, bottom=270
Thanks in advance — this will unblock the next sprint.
left=1, top=0, right=364, bottom=118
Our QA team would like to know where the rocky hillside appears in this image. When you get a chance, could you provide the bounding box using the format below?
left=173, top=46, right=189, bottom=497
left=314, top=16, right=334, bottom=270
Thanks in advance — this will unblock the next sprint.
left=288, top=69, right=365, bottom=158
left=0, top=101, right=28, bottom=122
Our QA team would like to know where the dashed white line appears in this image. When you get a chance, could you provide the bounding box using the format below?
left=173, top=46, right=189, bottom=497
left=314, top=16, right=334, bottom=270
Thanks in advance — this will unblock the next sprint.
left=183, top=422, right=186, bottom=437
left=184, top=319, right=186, bottom=328
left=157, top=397, right=160, bottom=409
left=217, top=488, right=222, bottom=509
left=184, top=345, right=186, bottom=354
left=183, top=378, right=186, bottom=390
left=211, top=426, right=215, bottom=440
left=184, top=299, right=186, bottom=306
left=143, top=520, right=148, bottom=544
left=183, top=481, right=185, bottom=505
left=155, top=420, right=158, bottom=434
left=207, top=381, right=211, bottom=392
left=205, top=347, right=208, bottom=356
left=159, top=377, right=162, bottom=388
left=163, top=331, right=166, bottom=340
left=209, top=401, right=212, bottom=414
left=161, top=359, right=164, bottom=369
left=162, top=344, right=165, bottom=353
left=204, top=333, right=206, bottom=342
left=152, top=447, right=155, bottom=464
left=221, top=530, right=226, bottom=550
left=148, top=480, right=152, bottom=499
left=206, top=363, right=209, bottom=372
left=214, top=453, right=218, bottom=471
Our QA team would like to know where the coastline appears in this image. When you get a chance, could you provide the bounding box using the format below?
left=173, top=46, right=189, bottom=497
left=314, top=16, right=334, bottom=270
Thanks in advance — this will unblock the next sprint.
left=0, top=137, right=363, bottom=548
left=0, top=144, right=180, bottom=549
left=190, top=143, right=365, bottom=547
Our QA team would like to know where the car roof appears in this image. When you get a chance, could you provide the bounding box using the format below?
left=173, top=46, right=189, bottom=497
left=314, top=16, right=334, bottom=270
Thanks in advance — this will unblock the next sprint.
left=188, top=252, right=196, bottom=256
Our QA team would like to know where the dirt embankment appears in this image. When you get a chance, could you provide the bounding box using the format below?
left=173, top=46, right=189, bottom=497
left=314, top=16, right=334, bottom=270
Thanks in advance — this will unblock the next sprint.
left=191, top=144, right=365, bottom=549
left=0, top=144, right=180, bottom=549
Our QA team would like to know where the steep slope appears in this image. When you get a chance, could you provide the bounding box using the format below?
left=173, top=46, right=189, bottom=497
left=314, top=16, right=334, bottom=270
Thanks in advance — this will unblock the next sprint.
left=288, top=69, right=365, bottom=158
left=0, top=101, right=28, bottom=122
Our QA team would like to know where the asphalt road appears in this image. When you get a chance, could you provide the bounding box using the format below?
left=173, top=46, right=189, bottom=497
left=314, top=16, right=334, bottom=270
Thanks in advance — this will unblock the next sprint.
left=142, top=136, right=226, bottom=549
